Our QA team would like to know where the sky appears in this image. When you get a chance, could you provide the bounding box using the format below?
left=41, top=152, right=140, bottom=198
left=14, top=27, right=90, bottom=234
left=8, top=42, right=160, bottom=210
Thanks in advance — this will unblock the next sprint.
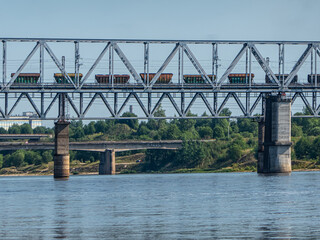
left=0, top=0, right=319, bottom=123
left=0, top=0, right=319, bottom=41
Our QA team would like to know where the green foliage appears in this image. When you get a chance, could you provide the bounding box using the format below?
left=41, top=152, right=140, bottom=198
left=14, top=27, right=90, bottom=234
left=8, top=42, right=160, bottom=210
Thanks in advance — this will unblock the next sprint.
left=20, top=123, right=33, bottom=134
left=0, top=154, right=3, bottom=168
left=8, top=124, right=21, bottom=134
left=213, top=126, right=225, bottom=138
left=291, top=123, right=303, bottom=137
left=197, top=126, right=213, bottom=139
left=117, top=112, right=139, bottom=130
left=42, top=151, right=53, bottom=163
left=0, top=127, right=7, bottom=134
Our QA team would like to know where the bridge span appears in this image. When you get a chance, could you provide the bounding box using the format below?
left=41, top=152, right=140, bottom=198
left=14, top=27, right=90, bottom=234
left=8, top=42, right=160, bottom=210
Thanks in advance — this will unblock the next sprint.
left=1, top=37, right=315, bottom=178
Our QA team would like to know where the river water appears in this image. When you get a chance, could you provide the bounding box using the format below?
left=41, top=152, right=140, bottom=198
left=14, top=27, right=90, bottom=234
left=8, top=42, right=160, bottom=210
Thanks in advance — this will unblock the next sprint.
left=0, top=172, right=320, bottom=239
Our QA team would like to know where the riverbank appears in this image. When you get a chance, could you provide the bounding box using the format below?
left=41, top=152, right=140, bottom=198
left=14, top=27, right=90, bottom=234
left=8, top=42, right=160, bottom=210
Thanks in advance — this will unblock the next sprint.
left=0, top=153, right=319, bottom=176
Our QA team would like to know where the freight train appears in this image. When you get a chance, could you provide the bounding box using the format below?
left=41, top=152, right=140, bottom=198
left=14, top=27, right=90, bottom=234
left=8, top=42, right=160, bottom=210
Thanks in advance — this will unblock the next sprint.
left=9, top=72, right=319, bottom=85
left=11, top=73, right=40, bottom=84
left=265, top=74, right=298, bottom=84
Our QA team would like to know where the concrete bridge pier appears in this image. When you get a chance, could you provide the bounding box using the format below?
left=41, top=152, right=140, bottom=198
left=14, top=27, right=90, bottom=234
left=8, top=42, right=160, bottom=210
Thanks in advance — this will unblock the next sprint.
left=257, top=119, right=265, bottom=173
left=99, top=149, right=116, bottom=175
left=261, top=94, right=292, bottom=173
left=54, top=121, right=70, bottom=178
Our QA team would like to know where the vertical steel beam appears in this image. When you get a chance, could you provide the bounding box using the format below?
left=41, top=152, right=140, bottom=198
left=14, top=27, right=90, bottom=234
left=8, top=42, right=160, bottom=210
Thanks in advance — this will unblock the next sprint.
left=144, top=42, right=149, bottom=86
left=5, top=92, right=8, bottom=117
left=39, top=41, right=44, bottom=85
left=148, top=92, right=152, bottom=115
left=181, top=92, right=185, bottom=116
left=41, top=92, right=44, bottom=118
left=75, top=41, right=80, bottom=87
left=2, top=41, right=6, bottom=85
left=213, top=43, right=218, bottom=86
left=114, top=92, right=118, bottom=116
left=80, top=92, right=83, bottom=116
left=214, top=92, right=218, bottom=115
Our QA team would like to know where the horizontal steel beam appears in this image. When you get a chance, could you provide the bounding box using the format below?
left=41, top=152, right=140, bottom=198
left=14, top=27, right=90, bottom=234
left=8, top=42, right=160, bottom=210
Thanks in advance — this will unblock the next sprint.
left=0, top=38, right=319, bottom=45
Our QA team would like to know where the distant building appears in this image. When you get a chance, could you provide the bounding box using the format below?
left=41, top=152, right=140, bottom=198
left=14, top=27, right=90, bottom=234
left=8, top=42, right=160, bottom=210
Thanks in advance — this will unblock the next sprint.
left=0, top=112, right=42, bottom=130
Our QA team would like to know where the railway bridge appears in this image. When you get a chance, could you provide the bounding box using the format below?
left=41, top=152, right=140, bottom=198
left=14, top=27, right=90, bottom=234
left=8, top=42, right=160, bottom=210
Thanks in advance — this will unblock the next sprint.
left=0, top=38, right=320, bottom=178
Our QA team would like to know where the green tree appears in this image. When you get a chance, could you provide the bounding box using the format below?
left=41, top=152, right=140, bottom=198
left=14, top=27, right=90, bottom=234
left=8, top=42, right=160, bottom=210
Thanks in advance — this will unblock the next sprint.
left=117, top=112, right=139, bottom=130
left=227, top=144, right=242, bottom=162
left=25, top=151, right=37, bottom=165
left=294, top=136, right=312, bottom=159
left=0, top=154, right=3, bottom=168
left=42, top=151, right=53, bottom=163
left=95, top=120, right=108, bottom=133
left=0, top=127, right=7, bottom=134
left=291, top=123, right=303, bottom=137
left=9, top=150, right=25, bottom=167
left=213, top=126, right=225, bottom=138
left=84, top=122, right=96, bottom=135
left=8, top=124, right=21, bottom=134
left=20, top=123, right=33, bottom=134
left=197, top=126, right=213, bottom=139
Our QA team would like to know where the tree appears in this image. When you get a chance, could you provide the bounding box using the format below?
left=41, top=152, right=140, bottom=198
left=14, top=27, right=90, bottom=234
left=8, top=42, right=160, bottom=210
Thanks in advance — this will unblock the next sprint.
left=8, top=124, right=21, bottom=134
left=117, top=112, right=139, bottom=130
left=95, top=120, right=108, bottom=133
left=20, top=123, right=33, bottom=134
left=0, top=154, right=3, bottom=168
left=9, top=150, right=25, bottom=167
left=197, top=126, right=213, bottom=139
left=0, top=127, right=7, bottom=134
left=213, top=126, right=225, bottom=138
left=72, top=127, right=85, bottom=139
left=84, top=122, right=96, bottom=135
left=42, top=151, right=53, bottom=163
left=33, top=126, right=46, bottom=134
left=25, top=151, right=37, bottom=165
left=294, top=137, right=312, bottom=159
left=227, top=144, right=242, bottom=162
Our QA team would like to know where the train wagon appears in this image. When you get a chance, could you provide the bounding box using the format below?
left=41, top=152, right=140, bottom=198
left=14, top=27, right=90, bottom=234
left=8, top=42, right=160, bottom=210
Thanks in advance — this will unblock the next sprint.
left=307, top=74, right=320, bottom=84
left=265, top=74, right=298, bottom=84
left=228, top=74, right=254, bottom=84
left=140, top=73, right=173, bottom=84
left=11, top=73, right=40, bottom=84
left=54, top=73, right=83, bottom=84
left=95, top=74, right=130, bottom=84
left=183, top=75, right=216, bottom=84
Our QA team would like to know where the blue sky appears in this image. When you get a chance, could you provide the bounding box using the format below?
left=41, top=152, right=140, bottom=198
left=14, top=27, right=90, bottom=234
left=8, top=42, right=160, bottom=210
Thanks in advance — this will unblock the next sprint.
left=1, top=0, right=319, bottom=41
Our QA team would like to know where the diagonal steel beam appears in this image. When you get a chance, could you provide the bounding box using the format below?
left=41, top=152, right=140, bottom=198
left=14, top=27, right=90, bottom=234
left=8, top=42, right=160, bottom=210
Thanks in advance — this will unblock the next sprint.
left=117, top=93, right=133, bottom=115
left=132, top=93, right=149, bottom=117
left=151, top=93, right=166, bottom=115
left=44, top=93, right=59, bottom=117
left=112, top=43, right=146, bottom=87
left=199, top=93, right=215, bottom=116
left=217, top=93, right=231, bottom=115
left=149, top=43, right=180, bottom=87
left=251, top=44, right=280, bottom=85
left=217, top=44, right=248, bottom=87
left=182, top=44, right=213, bottom=86
left=249, top=93, right=262, bottom=115
left=98, top=93, right=115, bottom=117
left=232, top=93, right=246, bottom=115
left=300, top=92, right=315, bottom=115
left=65, top=94, right=80, bottom=117
left=83, top=93, right=99, bottom=116
left=0, top=106, right=5, bottom=118
left=5, top=42, right=40, bottom=89
left=80, top=42, right=111, bottom=88
left=166, top=93, right=182, bottom=116
left=8, top=93, right=24, bottom=115
left=285, top=44, right=312, bottom=86
left=43, top=42, right=77, bottom=89
left=185, top=93, right=200, bottom=114
left=25, top=93, right=41, bottom=117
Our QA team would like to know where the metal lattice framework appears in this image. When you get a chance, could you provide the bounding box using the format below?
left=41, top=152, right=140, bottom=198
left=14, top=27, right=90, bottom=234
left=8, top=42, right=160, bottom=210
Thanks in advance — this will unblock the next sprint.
left=1, top=38, right=320, bottom=120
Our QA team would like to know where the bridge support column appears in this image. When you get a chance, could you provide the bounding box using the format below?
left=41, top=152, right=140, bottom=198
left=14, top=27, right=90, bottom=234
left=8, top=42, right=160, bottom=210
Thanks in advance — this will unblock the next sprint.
left=99, top=149, right=115, bottom=175
left=262, top=94, right=291, bottom=173
left=257, top=119, right=265, bottom=173
left=54, top=121, right=70, bottom=178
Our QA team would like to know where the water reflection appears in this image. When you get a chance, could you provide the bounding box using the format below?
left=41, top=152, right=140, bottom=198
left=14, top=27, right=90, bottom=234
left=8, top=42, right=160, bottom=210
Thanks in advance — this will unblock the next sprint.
left=0, top=173, right=320, bottom=238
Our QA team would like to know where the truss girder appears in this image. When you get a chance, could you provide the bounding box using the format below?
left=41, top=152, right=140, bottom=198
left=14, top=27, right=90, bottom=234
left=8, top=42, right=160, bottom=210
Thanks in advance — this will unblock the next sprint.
left=250, top=45, right=280, bottom=85
left=80, top=42, right=111, bottom=88
left=5, top=43, right=40, bottom=89
left=149, top=43, right=180, bottom=87
left=182, top=44, right=213, bottom=86
left=285, top=44, right=313, bottom=86
left=217, top=44, right=248, bottom=87
left=43, top=42, right=77, bottom=88
left=112, top=43, right=146, bottom=87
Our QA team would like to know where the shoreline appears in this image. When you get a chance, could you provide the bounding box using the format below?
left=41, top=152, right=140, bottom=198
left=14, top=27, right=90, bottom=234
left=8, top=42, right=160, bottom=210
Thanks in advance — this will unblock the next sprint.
left=1, top=168, right=320, bottom=177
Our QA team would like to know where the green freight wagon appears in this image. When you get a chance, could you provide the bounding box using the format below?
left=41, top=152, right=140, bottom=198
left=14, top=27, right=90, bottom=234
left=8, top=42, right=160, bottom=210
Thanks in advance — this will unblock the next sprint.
left=183, top=74, right=215, bottom=84
left=11, top=73, right=40, bottom=84
left=54, top=73, right=83, bottom=84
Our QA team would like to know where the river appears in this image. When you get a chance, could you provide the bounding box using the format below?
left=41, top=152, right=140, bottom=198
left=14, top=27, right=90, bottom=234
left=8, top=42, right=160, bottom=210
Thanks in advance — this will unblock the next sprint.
left=0, top=172, right=319, bottom=239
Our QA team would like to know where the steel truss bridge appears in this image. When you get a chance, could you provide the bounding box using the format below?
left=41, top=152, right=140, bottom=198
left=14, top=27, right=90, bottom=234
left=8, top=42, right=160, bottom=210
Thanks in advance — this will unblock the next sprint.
left=0, top=38, right=320, bottom=120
